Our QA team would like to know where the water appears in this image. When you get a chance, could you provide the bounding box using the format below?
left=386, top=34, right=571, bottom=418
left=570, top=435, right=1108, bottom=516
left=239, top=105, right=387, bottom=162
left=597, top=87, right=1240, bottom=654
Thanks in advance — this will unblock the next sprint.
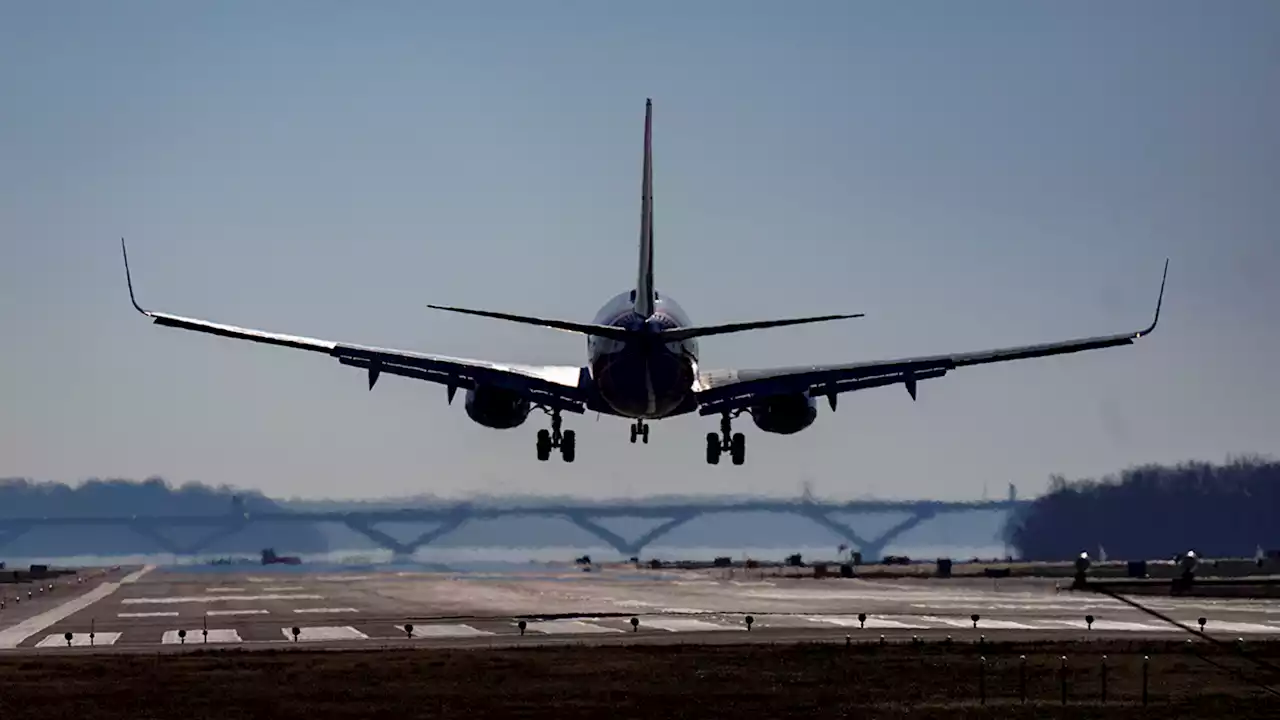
left=4, top=543, right=1010, bottom=574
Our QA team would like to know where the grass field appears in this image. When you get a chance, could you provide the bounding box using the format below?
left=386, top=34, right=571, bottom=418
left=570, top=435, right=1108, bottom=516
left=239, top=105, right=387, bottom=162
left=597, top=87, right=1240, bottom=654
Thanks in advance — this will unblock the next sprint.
left=2, top=639, right=1276, bottom=718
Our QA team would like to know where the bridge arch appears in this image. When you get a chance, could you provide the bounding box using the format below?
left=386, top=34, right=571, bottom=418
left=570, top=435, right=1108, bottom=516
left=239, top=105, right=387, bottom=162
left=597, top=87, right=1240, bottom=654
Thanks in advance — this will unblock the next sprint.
left=0, top=499, right=1026, bottom=562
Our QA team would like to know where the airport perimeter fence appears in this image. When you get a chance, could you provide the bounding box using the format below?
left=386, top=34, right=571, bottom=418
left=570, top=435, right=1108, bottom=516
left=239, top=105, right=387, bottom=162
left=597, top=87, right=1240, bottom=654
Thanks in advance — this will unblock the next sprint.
left=814, top=634, right=1280, bottom=709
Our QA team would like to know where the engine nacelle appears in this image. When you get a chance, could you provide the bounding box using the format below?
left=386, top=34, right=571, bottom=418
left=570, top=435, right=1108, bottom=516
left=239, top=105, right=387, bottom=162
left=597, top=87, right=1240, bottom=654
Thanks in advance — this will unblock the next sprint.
left=749, top=393, right=818, bottom=435
left=464, top=386, right=532, bottom=429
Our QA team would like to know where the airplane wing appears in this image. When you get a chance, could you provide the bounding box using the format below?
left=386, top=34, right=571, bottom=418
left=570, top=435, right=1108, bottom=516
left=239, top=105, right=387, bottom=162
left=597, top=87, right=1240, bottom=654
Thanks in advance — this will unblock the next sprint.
left=120, top=241, right=587, bottom=413
left=694, top=260, right=1168, bottom=416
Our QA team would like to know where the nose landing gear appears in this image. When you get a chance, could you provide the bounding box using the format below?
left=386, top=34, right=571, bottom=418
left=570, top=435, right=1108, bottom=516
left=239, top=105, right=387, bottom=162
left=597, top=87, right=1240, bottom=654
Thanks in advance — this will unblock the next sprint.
left=705, top=411, right=745, bottom=465
left=629, top=419, right=650, bottom=444
left=535, top=408, right=575, bottom=462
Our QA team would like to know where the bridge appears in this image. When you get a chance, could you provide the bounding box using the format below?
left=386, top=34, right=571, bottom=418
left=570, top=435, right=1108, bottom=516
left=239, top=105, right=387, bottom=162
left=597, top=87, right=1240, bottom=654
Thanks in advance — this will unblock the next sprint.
left=0, top=496, right=1030, bottom=561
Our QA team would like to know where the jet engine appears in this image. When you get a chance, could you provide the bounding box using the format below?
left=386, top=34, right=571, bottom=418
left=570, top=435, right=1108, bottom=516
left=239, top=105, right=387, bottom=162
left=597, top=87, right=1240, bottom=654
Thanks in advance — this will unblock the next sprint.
left=464, top=386, right=532, bottom=429
left=749, top=393, right=818, bottom=435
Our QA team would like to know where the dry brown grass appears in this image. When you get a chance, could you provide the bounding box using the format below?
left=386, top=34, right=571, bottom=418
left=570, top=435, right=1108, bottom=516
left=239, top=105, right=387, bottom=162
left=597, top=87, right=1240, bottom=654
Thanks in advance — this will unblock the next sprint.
left=1, top=639, right=1277, bottom=719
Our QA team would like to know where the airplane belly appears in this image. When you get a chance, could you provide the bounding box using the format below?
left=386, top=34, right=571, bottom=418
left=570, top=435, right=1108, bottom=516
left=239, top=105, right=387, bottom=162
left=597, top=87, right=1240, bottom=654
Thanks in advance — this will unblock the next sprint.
left=592, top=347, right=694, bottom=419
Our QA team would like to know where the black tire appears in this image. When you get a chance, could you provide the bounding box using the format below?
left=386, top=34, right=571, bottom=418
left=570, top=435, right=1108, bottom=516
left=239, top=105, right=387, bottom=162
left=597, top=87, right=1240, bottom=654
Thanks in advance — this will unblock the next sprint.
left=561, top=430, right=576, bottom=462
left=536, top=429, right=552, bottom=461
left=705, top=432, right=720, bottom=464
left=641, top=426, right=649, bottom=444
left=731, top=432, right=746, bottom=466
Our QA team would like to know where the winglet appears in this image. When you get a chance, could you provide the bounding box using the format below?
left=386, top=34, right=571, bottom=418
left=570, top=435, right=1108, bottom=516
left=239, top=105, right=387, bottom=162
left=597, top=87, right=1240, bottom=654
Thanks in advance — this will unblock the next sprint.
left=121, top=237, right=148, bottom=315
left=1134, top=258, right=1168, bottom=339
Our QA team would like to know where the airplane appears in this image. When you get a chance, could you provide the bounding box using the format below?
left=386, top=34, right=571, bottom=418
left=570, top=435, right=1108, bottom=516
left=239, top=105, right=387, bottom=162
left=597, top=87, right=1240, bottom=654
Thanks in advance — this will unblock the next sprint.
left=120, top=98, right=1169, bottom=466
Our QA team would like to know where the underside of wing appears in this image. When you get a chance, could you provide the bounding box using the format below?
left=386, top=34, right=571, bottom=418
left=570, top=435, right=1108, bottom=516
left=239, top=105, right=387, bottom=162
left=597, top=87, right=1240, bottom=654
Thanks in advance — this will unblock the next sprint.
left=123, top=240, right=587, bottom=413
left=696, top=260, right=1168, bottom=416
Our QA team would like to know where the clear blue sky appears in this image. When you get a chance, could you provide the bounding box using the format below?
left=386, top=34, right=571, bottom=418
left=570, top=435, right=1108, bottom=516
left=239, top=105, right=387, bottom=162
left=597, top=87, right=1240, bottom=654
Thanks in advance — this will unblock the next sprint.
left=2, top=1, right=1277, bottom=501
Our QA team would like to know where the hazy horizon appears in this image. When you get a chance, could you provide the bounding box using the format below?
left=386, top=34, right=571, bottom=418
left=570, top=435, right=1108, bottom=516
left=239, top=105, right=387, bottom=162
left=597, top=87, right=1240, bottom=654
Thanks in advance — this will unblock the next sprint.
left=3, top=2, right=1277, bottom=502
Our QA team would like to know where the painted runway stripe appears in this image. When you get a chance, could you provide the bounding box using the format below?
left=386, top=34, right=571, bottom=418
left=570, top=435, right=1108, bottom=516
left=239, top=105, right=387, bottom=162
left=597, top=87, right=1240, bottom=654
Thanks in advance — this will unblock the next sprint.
left=915, top=615, right=1044, bottom=630
left=121, top=594, right=323, bottom=604
left=1042, top=619, right=1179, bottom=632
left=1199, top=621, right=1280, bottom=635
left=162, top=629, right=241, bottom=645
left=397, top=624, right=493, bottom=638
left=292, top=607, right=359, bottom=614
left=262, top=586, right=306, bottom=592
left=641, top=617, right=746, bottom=632
left=805, top=615, right=934, bottom=630
left=205, top=588, right=245, bottom=593
left=118, top=612, right=180, bottom=618
left=205, top=608, right=270, bottom=616
left=35, top=632, right=122, bottom=648
left=282, top=626, right=369, bottom=641
left=0, top=566, right=156, bottom=649
left=524, top=620, right=623, bottom=635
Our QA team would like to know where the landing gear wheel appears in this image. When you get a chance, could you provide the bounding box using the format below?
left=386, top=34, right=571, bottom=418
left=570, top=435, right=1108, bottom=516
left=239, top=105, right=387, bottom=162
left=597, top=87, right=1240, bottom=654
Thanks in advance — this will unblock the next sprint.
left=561, top=430, right=576, bottom=463
left=535, top=409, right=575, bottom=462
left=536, top=429, right=552, bottom=462
left=730, top=432, right=746, bottom=466
left=630, top=419, right=650, bottom=445
left=707, top=411, right=746, bottom=466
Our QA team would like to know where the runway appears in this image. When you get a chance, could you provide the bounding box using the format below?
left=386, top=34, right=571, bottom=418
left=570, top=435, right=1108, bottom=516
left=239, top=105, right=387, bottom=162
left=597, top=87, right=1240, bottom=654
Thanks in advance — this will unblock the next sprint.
left=2, top=563, right=1278, bottom=654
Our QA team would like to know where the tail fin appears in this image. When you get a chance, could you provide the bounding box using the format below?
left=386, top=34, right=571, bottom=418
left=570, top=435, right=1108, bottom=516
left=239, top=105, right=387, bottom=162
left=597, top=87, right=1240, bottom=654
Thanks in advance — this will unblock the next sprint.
left=425, top=99, right=865, bottom=342
left=634, top=98, right=655, bottom=318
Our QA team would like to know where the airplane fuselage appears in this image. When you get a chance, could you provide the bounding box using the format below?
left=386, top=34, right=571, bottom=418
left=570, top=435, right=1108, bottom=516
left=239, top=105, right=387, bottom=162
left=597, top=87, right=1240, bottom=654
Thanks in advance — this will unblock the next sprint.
left=587, top=290, right=699, bottom=419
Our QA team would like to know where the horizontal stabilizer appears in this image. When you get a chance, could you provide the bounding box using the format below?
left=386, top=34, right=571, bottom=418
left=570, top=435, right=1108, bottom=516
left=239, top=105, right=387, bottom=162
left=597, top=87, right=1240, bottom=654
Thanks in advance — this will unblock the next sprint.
left=426, top=304, right=636, bottom=342
left=655, top=313, right=865, bottom=342
left=428, top=304, right=865, bottom=344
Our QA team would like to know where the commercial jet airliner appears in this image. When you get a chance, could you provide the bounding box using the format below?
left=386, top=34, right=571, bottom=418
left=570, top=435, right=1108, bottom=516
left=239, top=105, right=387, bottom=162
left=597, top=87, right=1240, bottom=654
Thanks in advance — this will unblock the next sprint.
left=120, top=99, right=1168, bottom=466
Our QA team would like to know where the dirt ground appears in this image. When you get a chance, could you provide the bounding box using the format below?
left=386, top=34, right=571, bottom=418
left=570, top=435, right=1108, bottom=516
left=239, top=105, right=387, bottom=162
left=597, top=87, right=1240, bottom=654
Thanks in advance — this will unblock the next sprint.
left=1, top=639, right=1277, bottom=719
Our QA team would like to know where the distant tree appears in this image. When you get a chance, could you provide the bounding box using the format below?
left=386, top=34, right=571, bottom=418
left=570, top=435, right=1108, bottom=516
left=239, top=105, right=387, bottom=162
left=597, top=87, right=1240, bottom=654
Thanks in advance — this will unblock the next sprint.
left=1003, top=456, right=1279, bottom=560
left=0, top=476, right=329, bottom=557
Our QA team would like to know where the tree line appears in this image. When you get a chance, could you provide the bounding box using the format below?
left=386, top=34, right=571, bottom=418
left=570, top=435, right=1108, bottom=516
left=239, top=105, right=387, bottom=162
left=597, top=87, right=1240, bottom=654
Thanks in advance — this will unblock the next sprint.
left=1002, top=455, right=1278, bottom=561
left=0, top=476, right=328, bottom=558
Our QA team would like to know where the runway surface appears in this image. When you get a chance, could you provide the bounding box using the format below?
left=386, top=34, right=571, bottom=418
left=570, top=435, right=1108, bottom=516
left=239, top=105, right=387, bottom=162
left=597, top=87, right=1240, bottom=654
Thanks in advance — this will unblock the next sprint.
left=2, top=563, right=1278, bottom=654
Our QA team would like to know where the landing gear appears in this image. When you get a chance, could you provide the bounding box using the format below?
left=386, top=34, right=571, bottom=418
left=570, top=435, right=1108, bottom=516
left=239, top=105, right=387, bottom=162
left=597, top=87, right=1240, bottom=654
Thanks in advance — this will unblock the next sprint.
left=536, top=409, right=576, bottom=462
left=629, top=419, right=650, bottom=444
left=705, top=411, right=745, bottom=465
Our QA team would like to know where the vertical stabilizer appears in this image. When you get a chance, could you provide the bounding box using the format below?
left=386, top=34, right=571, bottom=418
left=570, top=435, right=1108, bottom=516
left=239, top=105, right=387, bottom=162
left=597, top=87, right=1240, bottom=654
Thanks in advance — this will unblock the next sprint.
left=634, top=98, right=655, bottom=318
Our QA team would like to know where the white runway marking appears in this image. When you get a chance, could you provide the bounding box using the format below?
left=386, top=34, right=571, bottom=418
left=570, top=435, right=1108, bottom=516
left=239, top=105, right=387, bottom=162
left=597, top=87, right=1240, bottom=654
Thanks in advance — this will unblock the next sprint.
left=525, top=620, right=623, bottom=635
left=0, top=565, right=156, bottom=649
left=1048, top=619, right=1179, bottom=632
left=262, top=586, right=305, bottom=592
left=121, top=594, right=323, bottom=604
left=118, top=612, right=180, bottom=618
left=283, top=626, right=368, bottom=641
left=163, top=629, right=241, bottom=644
left=398, top=624, right=493, bottom=638
left=917, top=615, right=1043, bottom=630
left=643, top=617, right=745, bottom=632
left=205, top=588, right=245, bottom=593
left=1200, top=621, right=1280, bottom=635
left=119, top=567, right=153, bottom=584
left=35, top=632, right=122, bottom=648
left=292, top=607, right=359, bottom=614
left=205, top=609, right=270, bottom=616
left=806, top=615, right=933, bottom=630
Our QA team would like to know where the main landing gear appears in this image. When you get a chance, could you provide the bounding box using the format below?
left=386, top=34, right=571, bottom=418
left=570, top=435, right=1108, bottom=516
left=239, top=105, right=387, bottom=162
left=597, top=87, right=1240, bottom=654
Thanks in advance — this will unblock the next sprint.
left=629, top=419, right=650, bottom=444
left=706, top=411, right=745, bottom=466
left=536, top=408, right=575, bottom=462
